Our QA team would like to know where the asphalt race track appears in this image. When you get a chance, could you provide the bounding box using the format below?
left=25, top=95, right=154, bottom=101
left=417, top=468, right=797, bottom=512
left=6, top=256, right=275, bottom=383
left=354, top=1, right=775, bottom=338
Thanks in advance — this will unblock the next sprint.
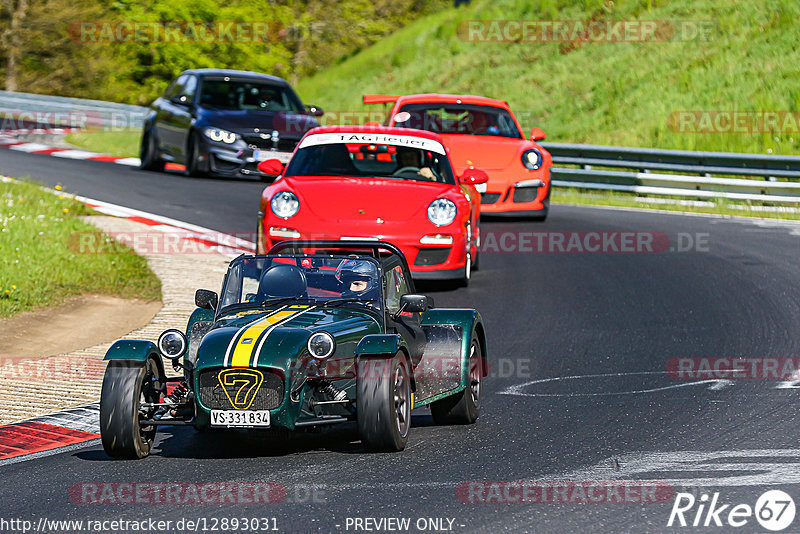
left=2, top=149, right=800, bottom=533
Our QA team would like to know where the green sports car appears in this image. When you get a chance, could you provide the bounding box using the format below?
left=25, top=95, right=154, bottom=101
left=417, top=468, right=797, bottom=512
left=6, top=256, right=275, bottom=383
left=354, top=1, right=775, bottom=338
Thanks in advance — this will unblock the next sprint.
left=100, top=241, right=487, bottom=458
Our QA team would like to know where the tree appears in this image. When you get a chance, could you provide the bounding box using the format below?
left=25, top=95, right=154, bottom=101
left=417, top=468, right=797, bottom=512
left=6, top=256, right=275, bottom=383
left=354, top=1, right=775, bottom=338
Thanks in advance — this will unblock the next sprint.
left=1, top=0, right=29, bottom=91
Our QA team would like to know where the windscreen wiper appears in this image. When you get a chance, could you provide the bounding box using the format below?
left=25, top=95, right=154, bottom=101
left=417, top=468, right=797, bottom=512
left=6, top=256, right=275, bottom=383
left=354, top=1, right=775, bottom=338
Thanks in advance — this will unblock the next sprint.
left=322, top=298, right=376, bottom=307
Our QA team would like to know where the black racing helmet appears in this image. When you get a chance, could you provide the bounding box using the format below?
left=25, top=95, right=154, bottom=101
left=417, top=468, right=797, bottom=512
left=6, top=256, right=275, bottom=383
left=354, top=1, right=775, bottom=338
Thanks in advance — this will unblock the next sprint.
left=335, top=258, right=379, bottom=298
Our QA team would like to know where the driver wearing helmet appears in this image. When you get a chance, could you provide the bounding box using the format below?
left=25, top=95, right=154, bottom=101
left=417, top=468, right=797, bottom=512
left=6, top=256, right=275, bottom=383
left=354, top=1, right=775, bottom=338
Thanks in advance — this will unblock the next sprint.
left=336, top=258, right=379, bottom=300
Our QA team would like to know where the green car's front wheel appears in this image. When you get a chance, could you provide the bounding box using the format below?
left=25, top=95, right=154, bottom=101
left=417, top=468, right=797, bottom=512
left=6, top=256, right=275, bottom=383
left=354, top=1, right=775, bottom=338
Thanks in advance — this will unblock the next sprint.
left=100, top=359, right=162, bottom=459
left=357, top=354, right=411, bottom=452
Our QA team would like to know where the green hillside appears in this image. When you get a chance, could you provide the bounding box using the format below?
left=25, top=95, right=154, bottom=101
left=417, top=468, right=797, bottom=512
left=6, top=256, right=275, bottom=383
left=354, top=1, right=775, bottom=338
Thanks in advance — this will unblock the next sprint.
left=297, top=0, right=800, bottom=155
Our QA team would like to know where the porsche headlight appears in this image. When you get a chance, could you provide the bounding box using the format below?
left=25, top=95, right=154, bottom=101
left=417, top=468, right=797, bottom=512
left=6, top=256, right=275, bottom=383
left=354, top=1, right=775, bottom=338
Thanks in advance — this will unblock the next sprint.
left=203, top=127, right=237, bottom=144
left=522, top=148, right=543, bottom=170
left=427, top=198, right=457, bottom=226
left=158, top=329, right=187, bottom=360
left=271, top=191, right=300, bottom=218
left=307, top=332, right=335, bottom=360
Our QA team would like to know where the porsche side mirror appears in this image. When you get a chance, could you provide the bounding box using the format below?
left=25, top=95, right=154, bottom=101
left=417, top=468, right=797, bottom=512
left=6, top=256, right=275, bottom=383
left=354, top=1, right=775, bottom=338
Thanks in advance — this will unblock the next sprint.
left=399, top=294, right=429, bottom=313
left=257, top=158, right=285, bottom=176
left=530, top=127, right=547, bottom=141
left=306, top=105, right=324, bottom=117
left=459, top=166, right=489, bottom=185
left=195, top=289, right=218, bottom=310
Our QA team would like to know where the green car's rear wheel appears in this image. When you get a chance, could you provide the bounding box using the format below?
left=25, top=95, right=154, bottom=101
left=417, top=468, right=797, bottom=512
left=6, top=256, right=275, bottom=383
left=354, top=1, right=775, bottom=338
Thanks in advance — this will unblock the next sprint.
left=357, top=353, right=411, bottom=452
left=100, top=359, right=162, bottom=459
left=431, top=334, right=482, bottom=425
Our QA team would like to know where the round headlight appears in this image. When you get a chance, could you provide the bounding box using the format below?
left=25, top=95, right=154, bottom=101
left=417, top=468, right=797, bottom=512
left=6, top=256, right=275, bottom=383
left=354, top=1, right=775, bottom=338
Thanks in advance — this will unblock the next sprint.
left=307, top=332, right=335, bottom=360
left=158, top=329, right=187, bottom=360
left=203, top=127, right=237, bottom=144
left=427, top=198, right=457, bottom=226
left=271, top=191, right=300, bottom=218
left=522, top=148, right=543, bottom=170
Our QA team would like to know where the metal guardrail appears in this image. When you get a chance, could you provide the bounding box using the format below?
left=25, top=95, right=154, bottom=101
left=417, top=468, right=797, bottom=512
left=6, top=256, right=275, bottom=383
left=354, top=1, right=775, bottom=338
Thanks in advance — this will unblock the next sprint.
left=0, top=90, right=147, bottom=130
left=541, top=142, right=800, bottom=203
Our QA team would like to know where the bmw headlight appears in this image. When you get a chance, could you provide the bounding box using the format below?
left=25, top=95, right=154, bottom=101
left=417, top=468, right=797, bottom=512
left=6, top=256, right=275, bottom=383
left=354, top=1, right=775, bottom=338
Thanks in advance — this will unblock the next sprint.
left=271, top=191, right=300, bottom=218
left=522, top=148, right=543, bottom=170
left=307, top=332, right=335, bottom=359
left=203, top=127, right=237, bottom=144
left=427, top=198, right=457, bottom=226
left=158, top=329, right=187, bottom=360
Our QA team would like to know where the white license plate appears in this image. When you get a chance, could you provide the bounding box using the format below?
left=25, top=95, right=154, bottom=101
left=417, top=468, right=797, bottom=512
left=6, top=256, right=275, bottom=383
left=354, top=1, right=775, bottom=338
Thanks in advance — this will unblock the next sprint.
left=253, top=149, right=292, bottom=163
left=475, top=183, right=487, bottom=193
left=210, top=409, right=271, bottom=427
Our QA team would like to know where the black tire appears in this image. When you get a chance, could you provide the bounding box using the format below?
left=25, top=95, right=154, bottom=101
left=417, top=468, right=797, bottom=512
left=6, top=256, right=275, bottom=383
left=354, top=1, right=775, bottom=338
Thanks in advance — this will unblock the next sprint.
left=472, top=242, right=480, bottom=272
left=100, top=359, right=162, bottom=459
left=431, top=333, right=482, bottom=425
left=139, top=128, right=164, bottom=172
left=357, top=354, right=411, bottom=452
left=185, top=131, right=207, bottom=177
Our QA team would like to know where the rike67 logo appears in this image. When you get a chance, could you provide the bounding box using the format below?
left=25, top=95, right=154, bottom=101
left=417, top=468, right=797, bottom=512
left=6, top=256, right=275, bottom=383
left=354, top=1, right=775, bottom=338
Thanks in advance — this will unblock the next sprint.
left=668, top=490, right=796, bottom=531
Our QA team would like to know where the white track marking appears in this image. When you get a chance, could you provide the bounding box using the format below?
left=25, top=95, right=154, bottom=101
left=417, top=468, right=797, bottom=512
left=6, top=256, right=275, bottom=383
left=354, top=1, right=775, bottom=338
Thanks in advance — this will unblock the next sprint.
left=113, top=157, right=141, bottom=166
left=498, top=371, right=731, bottom=397
left=48, top=149, right=103, bottom=159
left=552, top=449, right=800, bottom=487
left=9, top=142, right=52, bottom=152
left=775, top=368, right=800, bottom=389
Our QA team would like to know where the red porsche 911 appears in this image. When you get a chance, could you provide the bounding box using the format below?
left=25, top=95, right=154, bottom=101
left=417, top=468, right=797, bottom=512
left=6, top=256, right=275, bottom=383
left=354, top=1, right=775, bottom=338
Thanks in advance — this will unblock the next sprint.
left=256, top=126, right=486, bottom=285
left=365, top=93, right=552, bottom=220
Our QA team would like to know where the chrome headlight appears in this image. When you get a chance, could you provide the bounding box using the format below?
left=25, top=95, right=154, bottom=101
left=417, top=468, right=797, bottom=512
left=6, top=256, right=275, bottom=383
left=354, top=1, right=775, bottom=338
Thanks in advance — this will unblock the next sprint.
left=427, top=198, right=457, bottom=226
left=158, top=329, right=187, bottom=360
left=271, top=191, right=300, bottom=218
left=522, top=148, right=543, bottom=170
left=307, top=331, right=335, bottom=360
left=203, top=127, right=237, bottom=144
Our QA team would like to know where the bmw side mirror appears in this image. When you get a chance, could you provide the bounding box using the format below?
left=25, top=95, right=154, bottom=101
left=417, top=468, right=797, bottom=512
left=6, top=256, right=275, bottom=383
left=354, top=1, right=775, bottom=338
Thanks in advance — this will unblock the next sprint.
left=195, top=289, right=218, bottom=310
left=530, top=127, right=547, bottom=141
left=257, top=158, right=285, bottom=176
left=399, top=294, right=429, bottom=313
left=170, top=94, right=190, bottom=106
left=306, top=105, right=324, bottom=117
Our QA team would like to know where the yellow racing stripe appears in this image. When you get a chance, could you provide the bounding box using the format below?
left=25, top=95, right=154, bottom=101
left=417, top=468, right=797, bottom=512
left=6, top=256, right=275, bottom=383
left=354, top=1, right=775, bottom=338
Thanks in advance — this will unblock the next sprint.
left=229, top=305, right=311, bottom=367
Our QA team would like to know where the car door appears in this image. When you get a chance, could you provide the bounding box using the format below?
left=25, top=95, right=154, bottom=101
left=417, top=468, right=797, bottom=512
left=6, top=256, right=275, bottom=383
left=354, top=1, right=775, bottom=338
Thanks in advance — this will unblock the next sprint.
left=155, top=74, right=196, bottom=160
left=170, top=74, right=197, bottom=163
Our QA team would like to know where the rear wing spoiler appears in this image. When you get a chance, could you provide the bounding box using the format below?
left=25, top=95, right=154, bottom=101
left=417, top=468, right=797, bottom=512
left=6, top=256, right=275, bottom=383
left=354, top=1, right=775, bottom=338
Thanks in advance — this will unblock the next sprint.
left=363, top=94, right=402, bottom=105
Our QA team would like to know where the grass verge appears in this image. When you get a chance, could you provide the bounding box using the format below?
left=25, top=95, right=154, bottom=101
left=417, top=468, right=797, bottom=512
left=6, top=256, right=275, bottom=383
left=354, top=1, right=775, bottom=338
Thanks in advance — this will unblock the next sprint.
left=0, top=178, right=161, bottom=318
left=64, top=129, right=141, bottom=158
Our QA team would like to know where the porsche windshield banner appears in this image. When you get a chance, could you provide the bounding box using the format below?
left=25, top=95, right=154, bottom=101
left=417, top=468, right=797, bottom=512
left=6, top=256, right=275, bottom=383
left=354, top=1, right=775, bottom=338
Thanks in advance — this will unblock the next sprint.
left=299, top=132, right=446, bottom=155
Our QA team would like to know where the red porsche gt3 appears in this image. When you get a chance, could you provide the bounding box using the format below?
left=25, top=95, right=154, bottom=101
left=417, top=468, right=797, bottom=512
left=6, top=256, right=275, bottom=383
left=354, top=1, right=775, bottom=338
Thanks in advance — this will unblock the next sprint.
left=365, top=93, right=552, bottom=220
left=256, top=126, right=486, bottom=284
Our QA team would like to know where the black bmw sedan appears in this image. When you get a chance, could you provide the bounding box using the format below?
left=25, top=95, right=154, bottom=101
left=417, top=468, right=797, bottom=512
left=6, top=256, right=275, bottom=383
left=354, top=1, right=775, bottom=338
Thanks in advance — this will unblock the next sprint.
left=139, top=68, right=323, bottom=179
